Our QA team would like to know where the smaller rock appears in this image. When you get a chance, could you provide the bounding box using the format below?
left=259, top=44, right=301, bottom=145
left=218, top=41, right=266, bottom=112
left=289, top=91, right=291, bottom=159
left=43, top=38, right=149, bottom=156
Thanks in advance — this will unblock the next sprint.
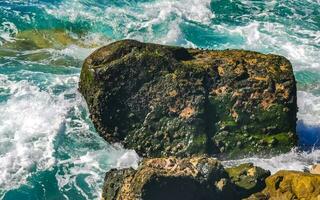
left=226, top=163, right=271, bottom=198
left=310, top=164, right=320, bottom=175
left=102, top=155, right=237, bottom=200
left=248, top=170, right=320, bottom=200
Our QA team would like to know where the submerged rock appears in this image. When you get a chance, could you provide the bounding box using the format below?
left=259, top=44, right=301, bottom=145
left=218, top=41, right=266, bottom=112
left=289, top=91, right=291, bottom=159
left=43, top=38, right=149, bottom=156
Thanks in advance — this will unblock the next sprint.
left=247, top=170, right=320, bottom=200
left=4, top=29, right=77, bottom=50
left=1, top=29, right=111, bottom=66
left=79, top=39, right=297, bottom=158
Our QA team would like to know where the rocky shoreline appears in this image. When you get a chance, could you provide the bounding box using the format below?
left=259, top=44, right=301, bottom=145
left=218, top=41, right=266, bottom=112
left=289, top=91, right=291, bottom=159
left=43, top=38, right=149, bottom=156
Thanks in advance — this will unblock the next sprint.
left=78, top=40, right=319, bottom=199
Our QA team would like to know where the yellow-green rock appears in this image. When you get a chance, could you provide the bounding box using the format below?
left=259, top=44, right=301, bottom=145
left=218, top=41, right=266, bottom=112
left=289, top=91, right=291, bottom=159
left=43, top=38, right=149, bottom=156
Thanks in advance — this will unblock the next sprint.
left=102, top=155, right=236, bottom=200
left=247, top=170, right=320, bottom=200
left=226, top=163, right=270, bottom=198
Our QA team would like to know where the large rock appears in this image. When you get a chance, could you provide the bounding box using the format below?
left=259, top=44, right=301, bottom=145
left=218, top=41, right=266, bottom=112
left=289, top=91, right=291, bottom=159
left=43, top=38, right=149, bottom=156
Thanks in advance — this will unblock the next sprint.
left=79, top=39, right=297, bottom=158
left=247, top=170, right=320, bottom=200
left=102, top=156, right=237, bottom=200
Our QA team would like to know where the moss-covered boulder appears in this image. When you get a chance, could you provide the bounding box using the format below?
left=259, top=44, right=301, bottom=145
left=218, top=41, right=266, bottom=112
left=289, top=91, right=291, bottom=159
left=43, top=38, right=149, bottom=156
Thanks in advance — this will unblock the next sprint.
left=226, top=163, right=270, bottom=198
left=102, top=155, right=236, bottom=200
left=247, top=170, right=320, bottom=200
left=79, top=39, right=297, bottom=158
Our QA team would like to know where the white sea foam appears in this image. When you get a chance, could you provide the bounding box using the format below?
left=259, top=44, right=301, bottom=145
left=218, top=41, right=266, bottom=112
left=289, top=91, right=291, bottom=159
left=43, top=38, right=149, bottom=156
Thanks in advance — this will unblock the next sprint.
left=223, top=149, right=320, bottom=174
left=46, top=0, right=213, bottom=24
left=0, top=71, right=140, bottom=198
left=0, top=22, right=18, bottom=45
left=44, top=0, right=212, bottom=47
left=50, top=45, right=96, bottom=61
left=213, top=21, right=320, bottom=71
left=139, top=0, right=214, bottom=25
left=298, top=91, right=320, bottom=126
left=55, top=145, right=139, bottom=199
left=115, top=149, right=140, bottom=170
left=0, top=77, right=68, bottom=191
left=14, top=45, right=96, bottom=67
left=44, top=0, right=100, bottom=23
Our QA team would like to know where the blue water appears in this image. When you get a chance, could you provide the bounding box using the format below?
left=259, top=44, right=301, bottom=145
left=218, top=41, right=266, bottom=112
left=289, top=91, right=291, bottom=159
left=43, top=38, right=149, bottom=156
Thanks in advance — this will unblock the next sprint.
left=0, top=0, right=319, bottom=199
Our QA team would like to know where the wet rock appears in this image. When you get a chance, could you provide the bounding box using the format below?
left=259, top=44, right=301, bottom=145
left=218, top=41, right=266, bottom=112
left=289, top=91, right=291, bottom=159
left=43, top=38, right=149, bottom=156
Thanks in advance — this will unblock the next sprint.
left=310, top=164, right=320, bottom=175
left=247, top=170, right=320, bottom=200
left=79, top=39, right=297, bottom=158
left=226, top=163, right=270, bottom=198
left=101, top=155, right=237, bottom=200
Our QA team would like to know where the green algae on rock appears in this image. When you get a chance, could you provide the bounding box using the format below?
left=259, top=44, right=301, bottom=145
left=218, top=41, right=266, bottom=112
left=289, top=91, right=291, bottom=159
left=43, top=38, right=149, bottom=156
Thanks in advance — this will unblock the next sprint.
left=79, top=39, right=297, bottom=158
left=226, top=163, right=270, bottom=198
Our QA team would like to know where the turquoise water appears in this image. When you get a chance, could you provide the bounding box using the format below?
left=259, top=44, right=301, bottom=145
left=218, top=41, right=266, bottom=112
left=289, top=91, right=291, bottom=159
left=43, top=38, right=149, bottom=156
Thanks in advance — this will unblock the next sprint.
left=0, top=0, right=319, bottom=199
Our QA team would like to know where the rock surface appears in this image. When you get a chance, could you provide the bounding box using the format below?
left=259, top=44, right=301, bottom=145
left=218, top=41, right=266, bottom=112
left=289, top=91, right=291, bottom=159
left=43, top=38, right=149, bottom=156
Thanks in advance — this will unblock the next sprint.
left=247, top=170, right=320, bottom=200
left=79, top=39, right=297, bottom=158
left=310, top=164, right=320, bottom=175
left=102, top=156, right=270, bottom=200
left=226, top=163, right=270, bottom=198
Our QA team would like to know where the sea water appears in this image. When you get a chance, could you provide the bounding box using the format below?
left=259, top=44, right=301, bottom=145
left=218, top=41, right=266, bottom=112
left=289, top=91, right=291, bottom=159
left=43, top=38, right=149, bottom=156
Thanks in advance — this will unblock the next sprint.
left=0, top=0, right=319, bottom=199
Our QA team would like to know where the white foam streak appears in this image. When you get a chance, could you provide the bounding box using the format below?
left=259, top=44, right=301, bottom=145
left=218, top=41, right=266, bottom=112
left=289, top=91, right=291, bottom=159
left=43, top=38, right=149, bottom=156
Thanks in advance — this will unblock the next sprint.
left=223, top=149, right=320, bottom=174
left=50, top=45, right=96, bottom=61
